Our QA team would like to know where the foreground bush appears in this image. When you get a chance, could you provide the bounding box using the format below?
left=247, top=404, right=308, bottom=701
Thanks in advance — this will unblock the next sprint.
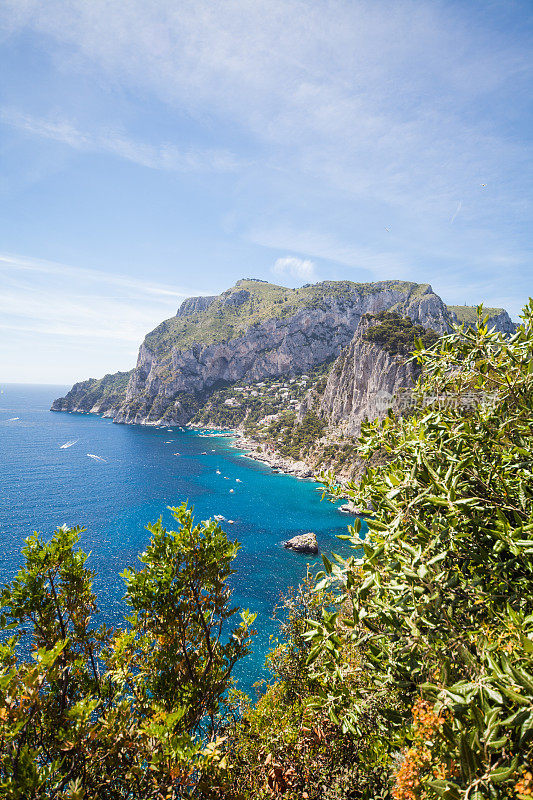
left=219, top=576, right=398, bottom=799
left=0, top=505, right=255, bottom=799
left=307, top=302, right=533, bottom=799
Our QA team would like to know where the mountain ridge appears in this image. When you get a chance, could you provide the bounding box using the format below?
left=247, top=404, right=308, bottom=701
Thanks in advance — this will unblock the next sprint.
left=51, top=278, right=516, bottom=429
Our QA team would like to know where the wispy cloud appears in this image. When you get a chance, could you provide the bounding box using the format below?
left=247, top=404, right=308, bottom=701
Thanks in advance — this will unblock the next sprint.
left=0, top=252, right=213, bottom=344
left=1, top=109, right=242, bottom=173
left=0, top=0, right=530, bottom=334
left=0, top=252, right=196, bottom=299
left=450, top=201, right=463, bottom=224
left=272, top=256, right=316, bottom=281
left=253, top=227, right=410, bottom=281
left=2, top=1, right=529, bottom=212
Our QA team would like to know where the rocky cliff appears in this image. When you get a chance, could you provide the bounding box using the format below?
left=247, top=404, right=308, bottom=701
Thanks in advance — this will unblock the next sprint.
left=177, top=295, right=217, bottom=317
left=51, top=278, right=515, bottom=427
left=51, top=371, right=132, bottom=415
left=315, top=315, right=423, bottom=437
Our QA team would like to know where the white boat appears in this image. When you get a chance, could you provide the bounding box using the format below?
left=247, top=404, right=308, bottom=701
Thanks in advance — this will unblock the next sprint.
left=59, top=439, right=78, bottom=449
left=87, top=453, right=106, bottom=462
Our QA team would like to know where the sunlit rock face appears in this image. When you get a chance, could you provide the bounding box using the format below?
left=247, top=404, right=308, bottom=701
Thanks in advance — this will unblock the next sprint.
left=52, top=278, right=515, bottom=427
left=110, top=283, right=450, bottom=426
left=315, top=317, right=422, bottom=437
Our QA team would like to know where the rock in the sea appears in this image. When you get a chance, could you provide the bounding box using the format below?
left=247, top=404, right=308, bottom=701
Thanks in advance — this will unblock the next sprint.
left=283, top=532, right=319, bottom=554
left=339, top=503, right=359, bottom=514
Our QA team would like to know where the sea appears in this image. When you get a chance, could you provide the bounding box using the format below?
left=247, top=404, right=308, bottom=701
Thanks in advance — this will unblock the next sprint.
left=0, top=383, right=365, bottom=691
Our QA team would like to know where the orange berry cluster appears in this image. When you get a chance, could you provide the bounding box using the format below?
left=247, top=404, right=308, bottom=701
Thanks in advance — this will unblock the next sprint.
left=393, top=699, right=446, bottom=800
left=515, top=769, right=533, bottom=797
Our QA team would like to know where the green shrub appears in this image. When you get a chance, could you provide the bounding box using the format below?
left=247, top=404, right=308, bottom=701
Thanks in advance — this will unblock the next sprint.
left=363, top=311, right=439, bottom=356
left=310, top=303, right=533, bottom=799
left=0, top=505, right=255, bottom=799
left=219, top=576, right=394, bottom=799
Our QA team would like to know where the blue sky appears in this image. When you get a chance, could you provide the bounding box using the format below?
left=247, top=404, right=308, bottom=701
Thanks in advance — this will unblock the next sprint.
left=1, top=0, right=531, bottom=383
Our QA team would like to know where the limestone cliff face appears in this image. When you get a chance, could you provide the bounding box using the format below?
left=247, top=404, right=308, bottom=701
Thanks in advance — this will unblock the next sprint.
left=53, top=281, right=452, bottom=424
left=51, top=372, right=132, bottom=415
left=315, top=320, right=421, bottom=437
left=177, top=295, right=216, bottom=317
left=447, top=306, right=518, bottom=334
left=487, top=310, right=517, bottom=335
left=51, top=279, right=454, bottom=425
left=51, top=278, right=518, bottom=428
left=111, top=284, right=450, bottom=425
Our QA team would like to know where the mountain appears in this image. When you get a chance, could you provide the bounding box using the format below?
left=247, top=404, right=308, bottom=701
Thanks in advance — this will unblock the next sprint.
left=51, top=278, right=450, bottom=422
left=448, top=305, right=517, bottom=334
left=51, top=278, right=516, bottom=432
left=233, top=312, right=440, bottom=480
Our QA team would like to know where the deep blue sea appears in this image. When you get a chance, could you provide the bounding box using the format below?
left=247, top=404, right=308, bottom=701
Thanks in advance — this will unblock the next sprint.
left=0, top=383, right=364, bottom=691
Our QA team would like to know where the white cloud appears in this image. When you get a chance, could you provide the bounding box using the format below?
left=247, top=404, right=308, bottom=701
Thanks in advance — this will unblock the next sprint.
left=0, top=0, right=530, bottom=326
left=0, top=252, right=215, bottom=344
left=1, top=0, right=529, bottom=216
left=1, top=109, right=242, bottom=173
left=258, top=228, right=410, bottom=281
left=272, top=256, right=316, bottom=281
left=0, top=252, right=198, bottom=299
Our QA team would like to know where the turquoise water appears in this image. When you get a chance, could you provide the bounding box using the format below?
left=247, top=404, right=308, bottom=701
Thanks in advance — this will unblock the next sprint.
left=0, top=384, right=364, bottom=690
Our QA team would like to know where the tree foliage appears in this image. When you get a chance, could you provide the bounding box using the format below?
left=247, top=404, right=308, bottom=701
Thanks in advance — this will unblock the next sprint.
left=308, top=302, right=533, bottom=798
left=4, top=302, right=533, bottom=799
left=362, top=311, right=439, bottom=356
left=0, top=505, right=255, bottom=799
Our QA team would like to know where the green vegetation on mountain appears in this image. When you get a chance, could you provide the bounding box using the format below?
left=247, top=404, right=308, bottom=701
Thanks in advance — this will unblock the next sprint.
left=192, top=361, right=333, bottom=442
left=265, top=411, right=327, bottom=461
left=144, top=279, right=433, bottom=358
left=362, top=311, right=439, bottom=355
left=66, top=370, right=133, bottom=408
left=447, top=305, right=504, bottom=325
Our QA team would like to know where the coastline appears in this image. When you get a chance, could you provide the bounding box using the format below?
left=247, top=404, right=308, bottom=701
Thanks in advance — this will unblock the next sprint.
left=186, top=424, right=367, bottom=515
left=187, top=423, right=317, bottom=480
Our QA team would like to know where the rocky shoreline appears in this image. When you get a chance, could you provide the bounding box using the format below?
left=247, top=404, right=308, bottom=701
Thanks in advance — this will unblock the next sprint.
left=235, top=435, right=317, bottom=479
left=188, top=423, right=317, bottom=480
left=188, top=426, right=376, bottom=521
